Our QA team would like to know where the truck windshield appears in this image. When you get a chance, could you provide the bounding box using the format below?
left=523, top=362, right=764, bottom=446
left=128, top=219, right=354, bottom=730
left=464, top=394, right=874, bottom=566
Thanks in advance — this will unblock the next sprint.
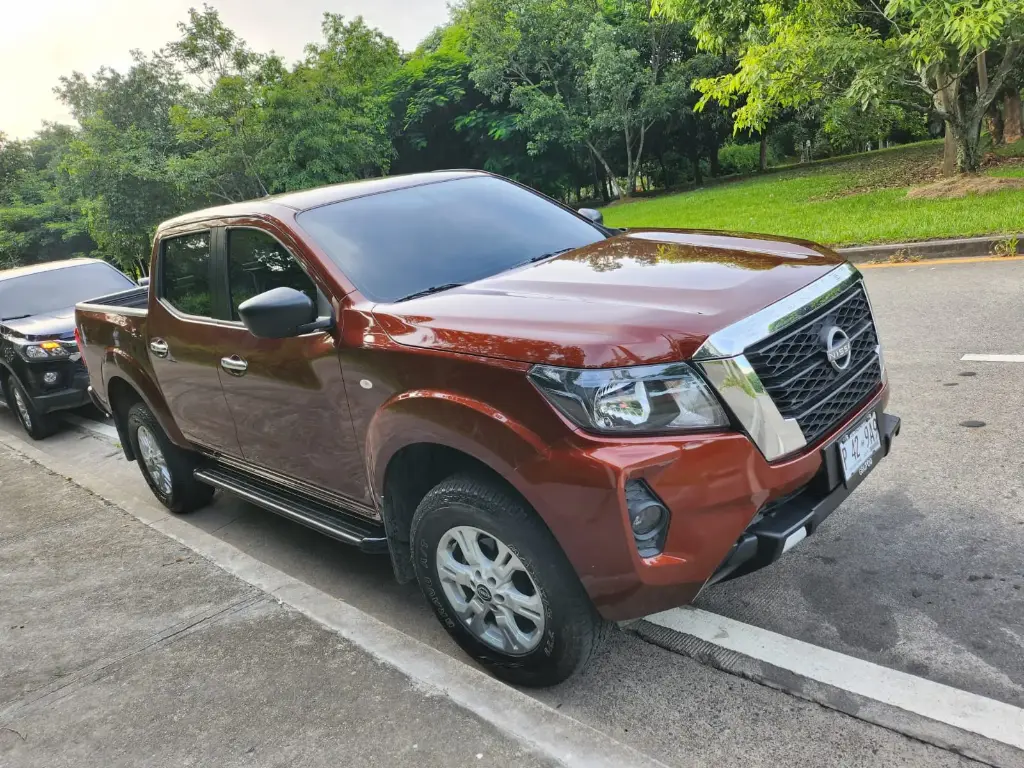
left=296, top=176, right=606, bottom=303
left=0, top=262, right=135, bottom=320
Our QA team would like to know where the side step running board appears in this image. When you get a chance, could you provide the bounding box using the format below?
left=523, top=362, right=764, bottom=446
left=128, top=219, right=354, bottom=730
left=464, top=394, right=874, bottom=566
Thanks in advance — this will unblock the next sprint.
left=193, top=466, right=389, bottom=554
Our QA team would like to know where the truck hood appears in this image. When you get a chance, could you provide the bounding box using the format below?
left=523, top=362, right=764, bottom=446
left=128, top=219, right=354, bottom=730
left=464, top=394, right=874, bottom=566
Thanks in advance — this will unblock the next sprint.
left=1, top=307, right=77, bottom=341
left=373, top=229, right=846, bottom=368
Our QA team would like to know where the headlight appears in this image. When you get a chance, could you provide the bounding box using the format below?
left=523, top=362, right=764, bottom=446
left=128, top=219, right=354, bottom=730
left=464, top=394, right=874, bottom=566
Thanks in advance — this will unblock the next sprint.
left=529, top=362, right=729, bottom=434
left=21, top=345, right=49, bottom=359
left=19, top=341, right=67, bottom=360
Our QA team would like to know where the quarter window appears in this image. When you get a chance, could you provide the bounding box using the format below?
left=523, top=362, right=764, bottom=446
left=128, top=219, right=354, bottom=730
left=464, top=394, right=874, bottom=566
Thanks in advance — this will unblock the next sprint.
left=161, top=232, right=213, bottom=317
left=226, top=229, right=317, bottom=320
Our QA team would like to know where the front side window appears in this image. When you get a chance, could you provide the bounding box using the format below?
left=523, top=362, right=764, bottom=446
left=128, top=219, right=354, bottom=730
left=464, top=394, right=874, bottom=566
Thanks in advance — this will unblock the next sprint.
left=161, top=232, right=213, bottom=317
left=226, top=229, right=317, bottom=320
left=296, top=176, right=606, bottom=303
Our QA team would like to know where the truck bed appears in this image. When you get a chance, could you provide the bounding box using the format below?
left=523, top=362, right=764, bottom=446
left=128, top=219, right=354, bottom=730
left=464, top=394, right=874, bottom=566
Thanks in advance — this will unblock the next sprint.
left=75, top=287, right=151, bottom=412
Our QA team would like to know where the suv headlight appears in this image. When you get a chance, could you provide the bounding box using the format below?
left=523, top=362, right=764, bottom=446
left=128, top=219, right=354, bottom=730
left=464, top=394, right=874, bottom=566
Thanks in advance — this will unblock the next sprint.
left=19, top=341, right=68, bottom=360
left=529, top=362, right=729, bottom=434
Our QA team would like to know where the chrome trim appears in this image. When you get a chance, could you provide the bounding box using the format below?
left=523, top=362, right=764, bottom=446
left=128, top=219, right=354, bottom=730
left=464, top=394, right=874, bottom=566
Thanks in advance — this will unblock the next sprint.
left=693, top=263, right=861, bottom=360
left=698, top=355, right=807, bottom=461
left=219, top=355, right=248, bottom=375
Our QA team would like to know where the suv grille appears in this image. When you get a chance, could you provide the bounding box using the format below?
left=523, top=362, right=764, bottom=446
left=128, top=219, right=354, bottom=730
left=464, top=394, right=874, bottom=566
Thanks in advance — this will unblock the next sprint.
left=745, top=283, right=882, bottom=445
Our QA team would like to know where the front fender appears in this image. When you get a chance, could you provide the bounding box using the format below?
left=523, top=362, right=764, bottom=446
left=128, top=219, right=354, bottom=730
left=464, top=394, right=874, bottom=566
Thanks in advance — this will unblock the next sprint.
left=102, top=348, right=188, bottom=448
left=367, top=390, right=554, bottom=516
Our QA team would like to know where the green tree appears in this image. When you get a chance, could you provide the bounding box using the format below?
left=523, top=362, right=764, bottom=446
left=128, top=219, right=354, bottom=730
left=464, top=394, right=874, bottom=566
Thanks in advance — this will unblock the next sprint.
left=654, top=0, right=1024, bottom=173
left=166, top=4, right=283, bottom=202
left=261, top=15, right=401, bottom=190
left=56, top=51, right=188, bottom=274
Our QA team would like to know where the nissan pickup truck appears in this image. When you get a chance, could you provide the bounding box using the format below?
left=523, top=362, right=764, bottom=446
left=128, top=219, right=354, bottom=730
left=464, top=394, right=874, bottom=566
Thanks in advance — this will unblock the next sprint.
left=1, top=258, right=137, bottom=439
left=75, top=171, right=899, bottom=686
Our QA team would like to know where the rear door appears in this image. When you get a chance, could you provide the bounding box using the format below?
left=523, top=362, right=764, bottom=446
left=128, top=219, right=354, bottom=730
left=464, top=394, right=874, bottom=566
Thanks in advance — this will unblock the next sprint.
left=213, top=225, right=369, bottom=504
left=147, top=228, right=242, bottom=456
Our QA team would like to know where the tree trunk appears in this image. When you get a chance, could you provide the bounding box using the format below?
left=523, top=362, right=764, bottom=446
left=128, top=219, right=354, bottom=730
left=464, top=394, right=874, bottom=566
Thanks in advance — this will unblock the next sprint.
left=589, top=142, right=624, bottom=199
left=942, top=128, right=957, bottom=176
left=590, top=150, right=608, bottom=204
left=988, top=104, right=1005, bottom=147
left=1005, top=89, right=1023, bottom=144
left=949, top=118, right=984, bottom=174
left=690, top=150, right=704, bottom=187
left=758, top=132, right=768, bottom=172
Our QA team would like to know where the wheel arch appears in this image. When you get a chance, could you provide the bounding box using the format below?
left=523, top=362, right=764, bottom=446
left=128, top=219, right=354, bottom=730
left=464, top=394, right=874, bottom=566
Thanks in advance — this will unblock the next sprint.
left=369, top=395, right=556, bottom=584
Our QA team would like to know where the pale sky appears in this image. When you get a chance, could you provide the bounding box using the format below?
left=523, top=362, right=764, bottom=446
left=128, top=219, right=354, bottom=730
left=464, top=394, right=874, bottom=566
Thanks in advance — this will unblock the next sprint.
left=0, top=0, right=451, bottom=138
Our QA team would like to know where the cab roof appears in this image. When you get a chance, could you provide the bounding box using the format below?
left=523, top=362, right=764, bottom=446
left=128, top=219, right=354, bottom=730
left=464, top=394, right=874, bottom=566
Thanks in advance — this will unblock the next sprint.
left=157, top=170, right=486, bottom=232
left=0, top=258, right=110, bottom=282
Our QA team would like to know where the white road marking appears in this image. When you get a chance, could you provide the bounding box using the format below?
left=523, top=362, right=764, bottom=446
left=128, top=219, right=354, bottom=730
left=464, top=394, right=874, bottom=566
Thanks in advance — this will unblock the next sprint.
left=961, top=354, right=1024, bottom=363
left=646, top=607, right=1024, bottom=751
left=62, top=413, right=120, bottom=440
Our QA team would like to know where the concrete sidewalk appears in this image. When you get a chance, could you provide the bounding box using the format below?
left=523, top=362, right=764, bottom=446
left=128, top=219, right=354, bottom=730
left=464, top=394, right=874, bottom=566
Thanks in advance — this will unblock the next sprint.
left=0, top=447, right=553, bottom=768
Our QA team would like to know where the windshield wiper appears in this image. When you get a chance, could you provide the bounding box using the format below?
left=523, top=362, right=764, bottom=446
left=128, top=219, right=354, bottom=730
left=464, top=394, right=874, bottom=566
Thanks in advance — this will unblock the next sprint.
left=395, top=283, right=465, bottom=303
left=0, top=314, right=31, bottom=322
left=511, top=247, right=574, bottom=269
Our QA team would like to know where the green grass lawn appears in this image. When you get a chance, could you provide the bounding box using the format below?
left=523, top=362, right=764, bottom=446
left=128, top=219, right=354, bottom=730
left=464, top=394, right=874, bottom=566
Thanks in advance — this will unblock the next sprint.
left=602, top=140, right=1024, bottom=246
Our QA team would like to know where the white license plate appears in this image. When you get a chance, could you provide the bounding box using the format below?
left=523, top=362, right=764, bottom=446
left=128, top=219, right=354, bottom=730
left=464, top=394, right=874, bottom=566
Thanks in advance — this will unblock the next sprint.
left=839, top=412, right=881, bottom=482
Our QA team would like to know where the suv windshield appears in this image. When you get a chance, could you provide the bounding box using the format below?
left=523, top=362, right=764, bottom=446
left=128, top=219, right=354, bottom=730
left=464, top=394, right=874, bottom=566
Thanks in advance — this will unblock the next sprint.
left=296, top=176, right=606, bottom=303
left=0, top=262, right=135, bottom=320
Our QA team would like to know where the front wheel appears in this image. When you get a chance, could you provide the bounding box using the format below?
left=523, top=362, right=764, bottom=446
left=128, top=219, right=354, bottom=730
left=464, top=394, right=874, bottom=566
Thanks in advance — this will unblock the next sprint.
left=411, top=474, right=607, bottom=687
left=5, top=375, right=58, bottom=440
left=125, top=402, right=214, bottom=514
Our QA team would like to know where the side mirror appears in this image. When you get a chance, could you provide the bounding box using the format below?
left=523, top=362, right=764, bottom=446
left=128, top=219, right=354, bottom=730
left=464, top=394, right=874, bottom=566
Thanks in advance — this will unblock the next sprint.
left=138, top=276, right=150, bottom=288
left=578, top=208, right=604, bottom=225
left=238, top=287, right=326, bottom=339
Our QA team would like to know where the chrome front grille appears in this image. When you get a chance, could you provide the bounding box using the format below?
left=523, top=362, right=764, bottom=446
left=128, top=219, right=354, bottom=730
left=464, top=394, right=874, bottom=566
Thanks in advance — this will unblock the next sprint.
left=744, top=283, right=882, bottom=445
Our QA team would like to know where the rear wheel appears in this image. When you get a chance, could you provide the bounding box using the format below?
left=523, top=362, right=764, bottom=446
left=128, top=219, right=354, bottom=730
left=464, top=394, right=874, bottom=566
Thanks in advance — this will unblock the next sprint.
left=125, top=402, right=214, bottom=513
left=411, top=474, right=607, bottom=687
left=5, top=375, right=58, bottom=440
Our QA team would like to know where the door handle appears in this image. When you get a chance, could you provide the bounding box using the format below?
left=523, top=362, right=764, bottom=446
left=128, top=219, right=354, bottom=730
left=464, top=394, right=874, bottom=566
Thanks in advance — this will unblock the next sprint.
left=149, top=339, right=169, bottom=358
left=220, top=355, right=248, bottom=376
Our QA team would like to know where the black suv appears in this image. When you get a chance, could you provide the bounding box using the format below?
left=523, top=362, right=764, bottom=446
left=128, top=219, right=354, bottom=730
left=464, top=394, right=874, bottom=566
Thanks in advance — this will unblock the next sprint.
left=1, top=259, right=137, bottom=439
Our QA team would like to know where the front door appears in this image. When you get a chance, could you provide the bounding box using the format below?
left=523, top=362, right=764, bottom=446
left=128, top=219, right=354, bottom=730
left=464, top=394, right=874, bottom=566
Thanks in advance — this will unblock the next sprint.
left=148, top=229, right=242, bottom=456
left=215, top=226, right=369, bottom=504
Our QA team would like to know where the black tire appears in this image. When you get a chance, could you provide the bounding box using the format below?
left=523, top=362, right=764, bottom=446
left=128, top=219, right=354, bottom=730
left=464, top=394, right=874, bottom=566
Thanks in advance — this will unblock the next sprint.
left=411, top=473, right=607, bottom=687
left=4, top=374, right=58, bottom=440
left=125, top=401, right=214, bottom=514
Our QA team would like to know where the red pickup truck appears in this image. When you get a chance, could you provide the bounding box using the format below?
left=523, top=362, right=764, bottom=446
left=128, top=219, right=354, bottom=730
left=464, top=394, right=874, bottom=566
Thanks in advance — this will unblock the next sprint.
left=76, top=171, right=899, bottom=686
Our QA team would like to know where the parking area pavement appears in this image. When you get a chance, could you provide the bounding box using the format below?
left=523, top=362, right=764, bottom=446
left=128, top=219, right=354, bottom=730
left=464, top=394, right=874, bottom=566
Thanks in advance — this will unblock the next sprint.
left=2, top=257, right=1020, bottom=767
left=0, top=448, right=556, bottom=768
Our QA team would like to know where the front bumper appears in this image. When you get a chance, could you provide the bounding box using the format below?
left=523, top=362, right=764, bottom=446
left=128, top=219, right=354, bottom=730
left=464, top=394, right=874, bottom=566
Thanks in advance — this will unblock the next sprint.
left=527, top=385, right=897, bottom=622
left=32, top=385, right=91, bottom=414
left=709, top=411, right=901, bottom=586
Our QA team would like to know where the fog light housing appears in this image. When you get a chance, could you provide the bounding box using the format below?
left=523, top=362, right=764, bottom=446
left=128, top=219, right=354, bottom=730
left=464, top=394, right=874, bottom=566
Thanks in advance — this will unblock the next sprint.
left=43, top=371, right=59, bottom=386
left=625, top=479, right=670, bottom=557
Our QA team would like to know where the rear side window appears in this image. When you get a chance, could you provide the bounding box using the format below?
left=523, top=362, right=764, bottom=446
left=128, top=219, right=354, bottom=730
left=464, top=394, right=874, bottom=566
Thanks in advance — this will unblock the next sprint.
left=161, top=232, right=213, bottom=317
left=226, top=229, right=317, bottom=320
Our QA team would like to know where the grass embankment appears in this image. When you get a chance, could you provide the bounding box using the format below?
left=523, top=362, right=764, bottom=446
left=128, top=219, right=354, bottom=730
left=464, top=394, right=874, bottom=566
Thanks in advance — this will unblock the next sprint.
left=602, top=139, right=1024, bottom=246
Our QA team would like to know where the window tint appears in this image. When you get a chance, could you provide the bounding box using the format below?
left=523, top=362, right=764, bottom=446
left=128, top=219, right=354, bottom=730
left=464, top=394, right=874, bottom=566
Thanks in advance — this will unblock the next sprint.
left=161, top=232, right=213, bottom=317
left=227, top=229, right=317, bottom=320
left=296, top=176, right=606, bottom=303
left=0, top=262, right=135, bottom=320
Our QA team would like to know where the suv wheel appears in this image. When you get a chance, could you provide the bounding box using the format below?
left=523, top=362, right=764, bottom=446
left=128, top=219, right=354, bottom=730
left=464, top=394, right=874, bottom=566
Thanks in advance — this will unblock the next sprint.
left=125, top=402, right=214, bottom=513
left=5, top=375, right=58, bottom=440
left=411, top=474, right=607, bottom=687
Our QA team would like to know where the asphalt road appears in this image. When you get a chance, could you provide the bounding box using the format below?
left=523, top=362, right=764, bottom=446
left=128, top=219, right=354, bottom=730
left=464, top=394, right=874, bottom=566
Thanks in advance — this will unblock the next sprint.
left=698, top=259, right=1024, bottom=707
left=3, top=257, right=1019, bottom=766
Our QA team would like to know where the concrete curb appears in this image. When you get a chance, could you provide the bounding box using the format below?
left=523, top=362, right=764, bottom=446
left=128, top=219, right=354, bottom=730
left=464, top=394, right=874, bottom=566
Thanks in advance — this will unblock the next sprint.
left=838, top=234, right=1022, bottom=263
left=0, top=427, right=671, bottom=768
